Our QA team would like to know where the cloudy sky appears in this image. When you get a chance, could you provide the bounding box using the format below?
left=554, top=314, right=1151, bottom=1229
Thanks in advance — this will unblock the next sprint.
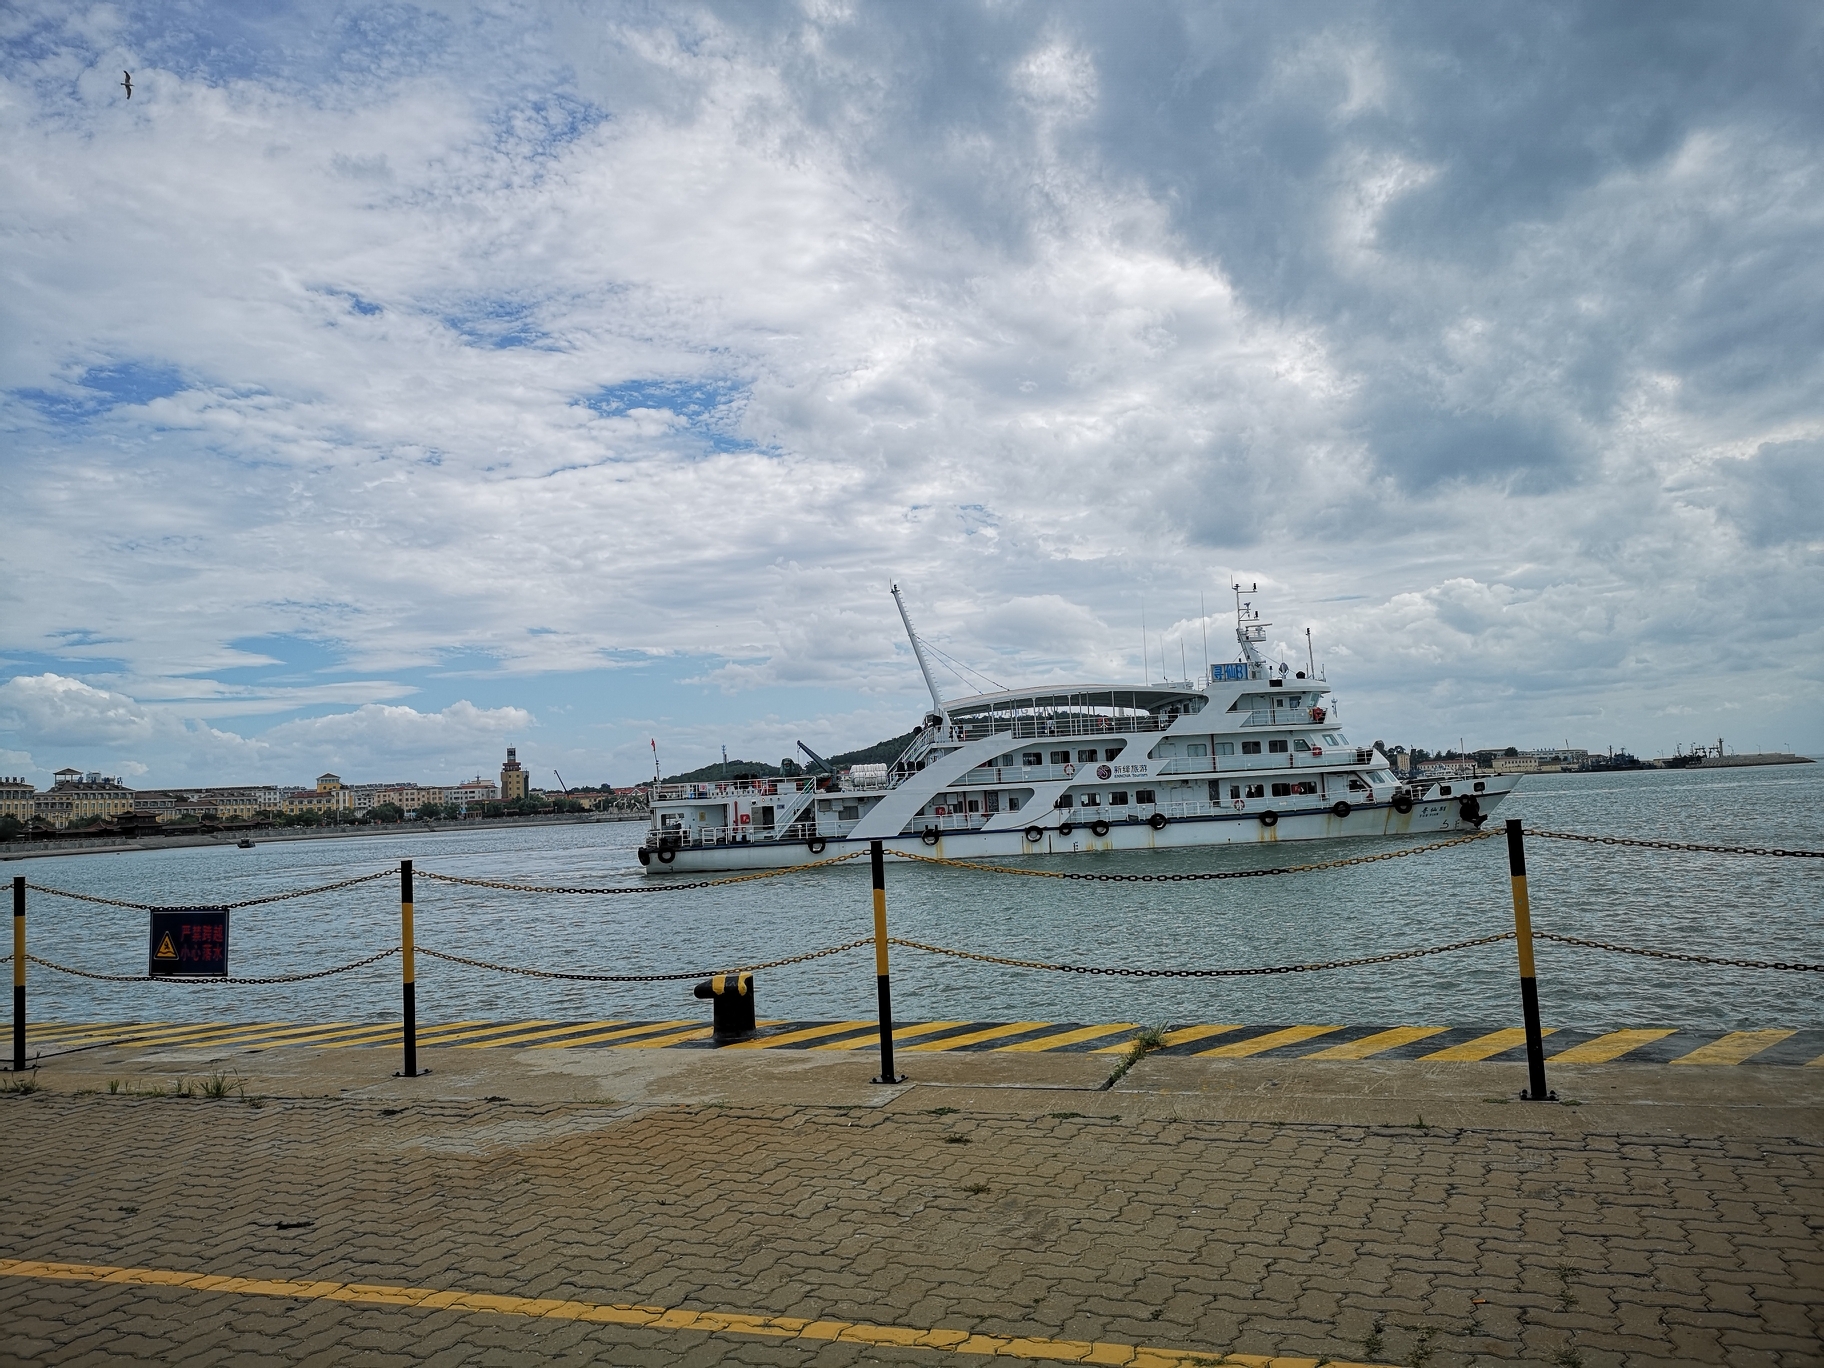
left=2, top=2, right=1820, bottom=789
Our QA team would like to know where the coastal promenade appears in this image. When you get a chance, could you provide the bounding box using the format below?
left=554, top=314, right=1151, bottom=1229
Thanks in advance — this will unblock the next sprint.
left=4, top=1039, right=1819, bottom=1366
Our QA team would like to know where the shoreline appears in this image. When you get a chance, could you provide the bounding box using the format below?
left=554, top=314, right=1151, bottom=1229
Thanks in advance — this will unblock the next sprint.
left=0, top=810, right=646, bottom=862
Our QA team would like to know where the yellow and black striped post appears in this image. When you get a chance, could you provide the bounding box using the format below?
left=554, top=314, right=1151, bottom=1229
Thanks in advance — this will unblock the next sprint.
left=1506, top=819, right=1552, bottom=1101
left=11, top=876, right=24, bottom=1073
left=870, top=840, right=905, bottom=1084
left=397, top=859, right=419, bottom=1078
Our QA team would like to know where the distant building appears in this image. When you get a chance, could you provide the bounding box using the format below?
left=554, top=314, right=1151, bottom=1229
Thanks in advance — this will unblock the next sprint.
left=0, top=777, right=35, bottom=822
left=500, top=747, right=528, bottom=802
left=35, top=770, right=134, bottom=827
left=454, top=777, right=499, bottom=807
left=280, top=774, right=351, bottom=815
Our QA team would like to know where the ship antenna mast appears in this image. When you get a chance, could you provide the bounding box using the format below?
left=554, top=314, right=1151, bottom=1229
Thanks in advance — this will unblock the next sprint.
left=1233, top=582, right=1269, bottom=677
left=892, top=584, right=949, bottom=724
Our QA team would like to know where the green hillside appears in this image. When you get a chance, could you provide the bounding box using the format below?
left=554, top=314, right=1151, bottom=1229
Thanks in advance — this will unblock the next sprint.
left=660, top=729, right=918, bottom=784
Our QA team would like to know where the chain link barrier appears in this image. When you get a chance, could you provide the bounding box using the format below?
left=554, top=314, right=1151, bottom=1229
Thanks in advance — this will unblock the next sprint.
left=23, top=869, right=393, bottom=913
left=22, top=946, right=400, bottom=985
left=414, top=938, right=873, bottom=983
left=886, top=829, right=1498, bottom=882
left=416, top=850, right=866, bottom=896
left=885, top=931, right=1517, bottom=978
left=1524, top=828, right=1823, bottom=859
left=1533, top=932, right=1823, bottom=973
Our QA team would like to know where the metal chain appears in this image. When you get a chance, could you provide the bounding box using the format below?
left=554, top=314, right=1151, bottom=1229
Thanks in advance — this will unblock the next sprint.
left=24, top=869, right=393, bottom=913
left=1524, top=829, right=1823, bottom=859
left=23, top=946, right=400, bottom=985
left=414, top=938, right=873, bottom=982
left=416, top=850, right=866, bottom=896
left=886, top=830, right=1498, bottom=882
left=885, top=931, right=1517, bottom=977
left=1533, top=931, right=1824, bottom=972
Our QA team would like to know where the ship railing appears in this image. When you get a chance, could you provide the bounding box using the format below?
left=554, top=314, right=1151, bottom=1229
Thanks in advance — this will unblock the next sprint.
left=1235, top=707, right=1328, bottom=727
left=651, top=820, right=817, bottom=849
left=652, top=778, right=817, bottom=802
left=948, top=712, right=1192, bottom=744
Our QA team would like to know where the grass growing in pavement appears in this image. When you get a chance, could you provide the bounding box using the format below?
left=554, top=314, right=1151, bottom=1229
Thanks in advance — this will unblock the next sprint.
left=1102, top=1025, right=1167, bottom=1088
left=2, top=1068, right=43, bottom=1095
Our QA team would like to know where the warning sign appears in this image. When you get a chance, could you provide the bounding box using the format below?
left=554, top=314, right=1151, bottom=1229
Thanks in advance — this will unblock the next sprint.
left=148, top=908, right=230, bottom=978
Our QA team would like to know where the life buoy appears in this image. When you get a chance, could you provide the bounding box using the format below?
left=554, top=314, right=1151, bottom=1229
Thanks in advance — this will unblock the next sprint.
left=1090, top=819, right=1110, bottom=837
left=807, top=836, right=827, bottom=854
left=1058, top=821, right=1074, bottom=836
left=1310, top=706, right=1326, bottom=722
left=921, top=827, right=940, bottom=845
left=1062, top=763, right=1076, bottom=778
left=1024, top=825, right=1044, bottom=843
left=1330, top=800, right=1352, bottom=819
left=1259, top=809, right=1279, bottom=828
left=1148, top=812, right=1168, bottom=831
left=656, top=846, right=676, bottom=863
left=1391, top=792, right=1414, bottom=814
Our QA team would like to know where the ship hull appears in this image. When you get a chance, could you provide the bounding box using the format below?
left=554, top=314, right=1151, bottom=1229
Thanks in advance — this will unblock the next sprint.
left=640, top=785, right=1517, bottom=874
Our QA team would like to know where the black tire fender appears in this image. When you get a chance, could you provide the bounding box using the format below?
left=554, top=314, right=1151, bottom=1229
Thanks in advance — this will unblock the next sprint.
left=921, top=827, right=940, bottom=846
left=1148, top=812, right=1168, bottom=831
left=637, top=846, right=652, bottom=866
left=1330, top=800, right=1352, bottom=819
left=1392, top=792, right=1414, bottom=815
left=1057, top=821, right=1074, bottom=836
left=807, top=837, right=827, bottom=854
left=1259, top=809, right=1279, bottom=828
left=1024, top=825, right=1045, bottom=843
left=1090, top=819, right=1111, bottom=837
left=656, top=846, right=676, bottom=864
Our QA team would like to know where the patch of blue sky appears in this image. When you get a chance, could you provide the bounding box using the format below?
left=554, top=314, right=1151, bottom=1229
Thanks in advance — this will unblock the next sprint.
left=579, top=378, right=760, bottom=454
left=440, top=297, right=552, bottom=350
left=205, top=634, right=359, bottom=684
left=14, top=362, right=186, bottom=425
left=491, top=92, right=610, bottom=162
left=3, top=646, right=131, bottom=676
left=314, top=286, right=383, bottom=316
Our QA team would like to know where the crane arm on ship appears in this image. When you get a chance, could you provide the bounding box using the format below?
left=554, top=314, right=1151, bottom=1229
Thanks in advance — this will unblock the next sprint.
left=892, top=583, right=949, bottom=725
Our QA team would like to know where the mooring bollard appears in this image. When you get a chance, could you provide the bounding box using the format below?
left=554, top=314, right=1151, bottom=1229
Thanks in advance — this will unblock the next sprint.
left=397, top=858, right=421, bottom=1078
left=693, top=973, right=757, bottom=1039
left=11, top=876, right=23, bottom=1074
left=1506, top=818, right=1553, bottom=1101
left=870, top=839, right=905, bottom=1084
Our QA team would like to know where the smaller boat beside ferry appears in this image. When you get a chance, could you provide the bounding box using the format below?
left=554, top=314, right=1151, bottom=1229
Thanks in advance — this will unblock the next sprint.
left=639, top=587, right=1519, bottom=873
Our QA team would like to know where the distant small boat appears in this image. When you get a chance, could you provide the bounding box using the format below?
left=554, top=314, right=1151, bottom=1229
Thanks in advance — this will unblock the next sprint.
left=237, top=838, right=256, bottom=849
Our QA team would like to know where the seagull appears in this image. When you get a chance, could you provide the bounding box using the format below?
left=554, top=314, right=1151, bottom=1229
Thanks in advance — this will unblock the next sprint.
left=122, top=70, right=132, bottom=99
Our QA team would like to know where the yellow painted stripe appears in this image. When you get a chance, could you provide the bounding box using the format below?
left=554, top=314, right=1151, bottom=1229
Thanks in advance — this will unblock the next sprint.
left=1196, top=1024, right=1342, bottom=1058
left=1808, top=1050, right=1824, bottom=1068
left=1670, top=1029, right=1796, bottom=1066
left=902, top=1022, right=1052, bottom=1053
left=614, top=1025, right=715, bottom=1049
left=719, top=1022, right=874, bottom=1050
left=996, top=1023, right=1137, bottom=1053
left=27, top=1021, right=161, bottom=1045
left=415, top=1020, right=562, bottom=1046
left=454, top=1022, right=622, bottom=1050
left=1420, top=1027, right=1556, bottom=1062
left=529, top=1020, right=695, bottom=1049
left=206, top=1022, right=365, bottom=1048
left=1304, top=1026, right=1449, bottom=1060
left=1550, top=1028, right=1678, bottom=1064
left=1091, top=1023, right=1245, bottom=1054
left=809, top=1021, right=972, bottom=1051
left=128, top=1022, right=288, bottom=1048
left=277, top=1023, right=425, bottom=1049
left=0, top=1258, right=1361, bottom=1368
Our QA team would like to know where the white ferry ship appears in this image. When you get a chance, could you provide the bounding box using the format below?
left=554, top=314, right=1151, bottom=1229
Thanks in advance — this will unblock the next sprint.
left=638, top=587, right=1518, bottom=872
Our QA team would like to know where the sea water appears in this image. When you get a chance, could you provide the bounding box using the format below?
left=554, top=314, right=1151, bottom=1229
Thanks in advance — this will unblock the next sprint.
left=11, top=764, right=1821, bottom=1032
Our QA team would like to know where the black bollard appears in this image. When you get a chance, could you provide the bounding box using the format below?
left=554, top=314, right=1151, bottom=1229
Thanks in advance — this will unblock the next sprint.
left=396, top=859, right=423, bottom=1078
left=694, top=973, right=756, bottom=1039
left=870, top=840, right=905, bottom=1084
left=1507, top=819, right=1553, bottom=1101
left=11, top=876, right=23, bottom=1073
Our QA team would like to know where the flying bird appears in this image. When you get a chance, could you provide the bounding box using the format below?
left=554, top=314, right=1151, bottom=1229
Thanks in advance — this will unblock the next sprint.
left=122, top=71, right=132, bottom=99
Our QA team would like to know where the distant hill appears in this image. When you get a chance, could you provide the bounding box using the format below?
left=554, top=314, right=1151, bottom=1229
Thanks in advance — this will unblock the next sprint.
left=660, top=729, right=918, bottom=784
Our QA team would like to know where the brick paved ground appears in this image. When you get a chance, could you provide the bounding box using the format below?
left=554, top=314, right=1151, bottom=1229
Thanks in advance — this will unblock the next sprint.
left=1, top=1050, right=1820, bottom=1367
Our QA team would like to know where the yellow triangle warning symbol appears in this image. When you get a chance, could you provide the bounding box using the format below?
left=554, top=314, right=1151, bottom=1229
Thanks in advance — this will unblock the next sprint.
left=154, top=931, right=179, bottom=960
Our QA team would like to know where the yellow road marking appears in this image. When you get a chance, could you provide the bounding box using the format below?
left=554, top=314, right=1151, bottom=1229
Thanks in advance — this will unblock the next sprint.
left=1670, top=1029, right=1795, bottom=1066
left=288, top=1023, right=428, bottom=1049
left=126, top=1022, right=287, bottom=1048
left=416, top=1020, right=561, bottom=1046
left=1549, top=1028, right=1677, bottom=1064
left=902, top=1022, right=1052, bottom=1052
left=27, top=1021, right=160, bottom=1045
left=996, top=1023, right=1137, bottom=1053
left=1092, top=1023, right=1245, bottom=1054
left=1304, top=1026, right=1449, bottom=1060
left=615, top=1025, right=715, bottom=1049
left=810, top=1021, right=971, bottom=1051
left=1196, top=1025, right=1342, bottom=1058
left=529, top=1020, right=696, bottom=1049
left=454, top=1022, right=624, bottom=1050
left=719, top=1022, right=874, bottom=1050
left=1420, top=1027, right=1557, bottom=1062
left=0, top=1257, right=1375, bottom=1367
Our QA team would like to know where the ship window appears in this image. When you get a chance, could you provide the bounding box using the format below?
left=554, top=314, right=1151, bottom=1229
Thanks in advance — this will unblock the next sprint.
left=1271, top=782, right=1292, bottom=797
left=1077, top=749, right=1098, bottom=763
left=1294, top=781, right=1317, bottom=795
left=1214, top=742, right=1234, bottom=755
left=1186, top=743, right=1207, bottom=757
left=1268, top=739, right=1289, bottom=754
left=966, top=799, right=980, bottom=813
left=984, top=792, right=1001, bottom=813
left=1244, top=784, right=1264, bottom=798
left=840, top=804, right=860, bottom=821
left=1080, top=793, right=1099, bottom=806
left=1439, top=784, right=1453, bottom=796
left=1055, top=793, right=1074, bottom=808
left=1228, top=785, right=1240, bottom=800
left=1294, top=738, right=1311, bottom=751
left=1007, top=792, right=1025, bottom=810
left=1023, top=752, right=1043, bottom=766
left=1103, top=747, right=1122, bottom=761
left=1050, top=750, right=1070, bottom=765
left=1241, top=741, right=1262, bottom=755
left=1135, top=789, right=1156, bottom=804
left=1109, top=791, right=1128, bottom=805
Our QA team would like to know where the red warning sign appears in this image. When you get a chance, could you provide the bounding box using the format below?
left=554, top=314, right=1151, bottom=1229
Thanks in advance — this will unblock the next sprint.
left=148, top=909, right=229, bottom=978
